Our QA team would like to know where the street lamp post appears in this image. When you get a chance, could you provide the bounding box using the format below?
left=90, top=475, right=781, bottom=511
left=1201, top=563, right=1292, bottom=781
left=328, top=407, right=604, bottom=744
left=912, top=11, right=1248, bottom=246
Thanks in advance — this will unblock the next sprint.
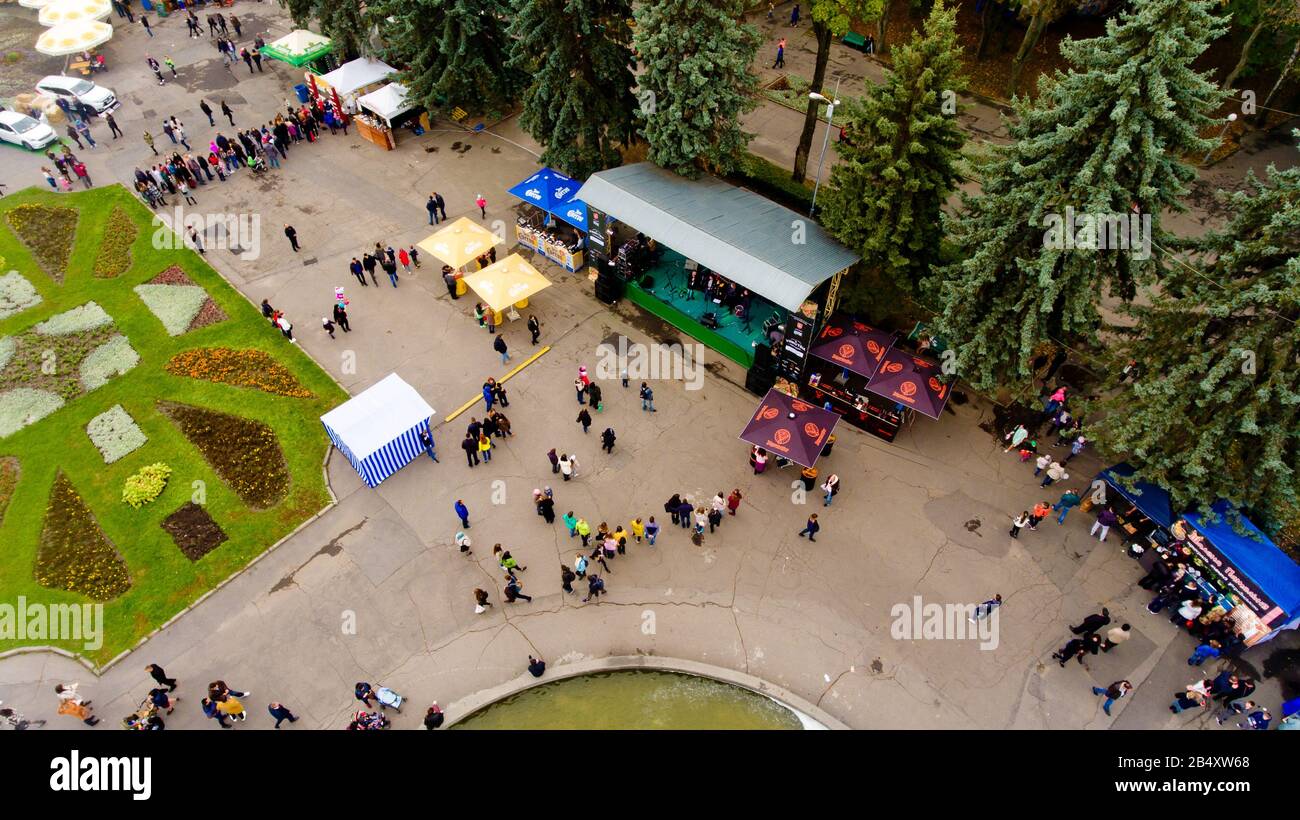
left=1202, top=112, right=1238, bottom=166
left=808, top=77, right=842, bottom=218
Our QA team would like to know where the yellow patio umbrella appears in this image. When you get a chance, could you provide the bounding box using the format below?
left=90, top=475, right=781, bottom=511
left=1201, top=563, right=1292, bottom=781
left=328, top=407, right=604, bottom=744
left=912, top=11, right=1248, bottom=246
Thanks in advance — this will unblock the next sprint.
left=416, top=217, right=500, bottom=269
left=35, top=20, right=112, bottom=56
left=19, top=0, right=54, bottom=8
left=460, top=253, right=553, bottom=313
left=39, top=0, right=111, bottom=26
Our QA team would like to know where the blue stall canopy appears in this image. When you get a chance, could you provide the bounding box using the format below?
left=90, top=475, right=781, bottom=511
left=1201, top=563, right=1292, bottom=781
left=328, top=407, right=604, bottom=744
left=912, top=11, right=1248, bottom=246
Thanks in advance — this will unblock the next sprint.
left=1184, top=500, right=1300, bottom=629
left=507, top=167, right=589, bottom=231
left=1098, top=463, right=1175, bottom=530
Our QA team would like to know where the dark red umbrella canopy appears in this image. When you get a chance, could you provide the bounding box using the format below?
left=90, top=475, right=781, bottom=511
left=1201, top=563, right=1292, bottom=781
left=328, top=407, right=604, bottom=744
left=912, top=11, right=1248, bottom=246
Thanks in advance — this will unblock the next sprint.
left=808, top=317, right=895, bottom=379
left=739, top=388, right=841, bottom=468
left=865, top=349, right=951, bottom=419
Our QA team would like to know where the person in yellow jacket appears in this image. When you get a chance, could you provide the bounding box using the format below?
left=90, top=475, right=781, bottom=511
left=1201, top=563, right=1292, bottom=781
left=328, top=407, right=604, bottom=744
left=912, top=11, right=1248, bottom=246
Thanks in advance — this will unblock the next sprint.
left=575, top=518, right=591, bottom=548
left=478, top=432, right=493, bottom=463
left=217, top=696, right=247, bottom=722
left=630, top=518, right=646, bottom=543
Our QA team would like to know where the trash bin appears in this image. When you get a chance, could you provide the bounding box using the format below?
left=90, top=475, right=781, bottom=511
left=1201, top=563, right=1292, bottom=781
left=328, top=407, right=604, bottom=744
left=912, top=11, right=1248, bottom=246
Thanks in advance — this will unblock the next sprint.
left=294, top=84, right=310, bottom=104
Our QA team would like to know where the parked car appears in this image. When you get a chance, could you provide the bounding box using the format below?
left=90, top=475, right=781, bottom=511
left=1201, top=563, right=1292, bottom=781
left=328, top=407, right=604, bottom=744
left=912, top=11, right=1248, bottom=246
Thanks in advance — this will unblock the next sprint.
left=35, top=75, right=118, bottom=113
left=0, top=111, right=58, bottom=151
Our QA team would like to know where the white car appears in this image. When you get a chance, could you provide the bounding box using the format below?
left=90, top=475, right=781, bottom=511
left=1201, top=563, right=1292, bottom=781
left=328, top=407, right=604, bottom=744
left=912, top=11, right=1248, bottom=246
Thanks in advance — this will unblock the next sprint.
left=35, top=75, right=119, bottom=114
left=0, top=111, right=58, bottom=151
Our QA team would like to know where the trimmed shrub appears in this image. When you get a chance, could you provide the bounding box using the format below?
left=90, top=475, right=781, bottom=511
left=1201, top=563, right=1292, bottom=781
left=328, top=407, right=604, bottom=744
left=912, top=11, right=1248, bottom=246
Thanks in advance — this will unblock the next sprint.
left=122, top=462, right=172, bottom=508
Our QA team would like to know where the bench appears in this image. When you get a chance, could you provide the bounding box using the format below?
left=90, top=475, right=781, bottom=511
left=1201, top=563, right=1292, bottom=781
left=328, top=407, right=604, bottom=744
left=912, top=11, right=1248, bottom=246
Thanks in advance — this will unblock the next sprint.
left=843, top=32, right=867, bottom=52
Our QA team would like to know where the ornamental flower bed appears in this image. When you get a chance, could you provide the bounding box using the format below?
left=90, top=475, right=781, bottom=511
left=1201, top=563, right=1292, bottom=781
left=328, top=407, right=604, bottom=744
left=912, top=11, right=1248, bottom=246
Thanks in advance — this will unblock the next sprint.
left=92, top=206, right=138, bottom=279
left=161, top=401, right=289, bottom=509
left=165, top=348, right=315, bottom=398
left=161, top=501, right=228, bottom=561
left=135, top=266, right=227, bottom=335
left=35, top=471, right=132, bottom=600
left=79, top=335, right=141, bottom=391
left=0, top=388, right=64, bottom=438
left=122, top=462, right=171, bottom=508
left=86, top=404, right=146, bottom=464
left=34, top=301, right=113, bottom=336
left=0, top=303, right=134, bottom=423
left=0, top=269, right=42, bottom=321
left=0, top=457, right=17, bottom=529
left=5, top=204, right=78, bottom=283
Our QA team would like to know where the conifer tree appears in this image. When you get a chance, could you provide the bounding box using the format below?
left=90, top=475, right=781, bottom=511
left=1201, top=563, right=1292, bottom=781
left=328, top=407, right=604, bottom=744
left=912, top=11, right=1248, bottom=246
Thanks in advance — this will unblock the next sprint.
left=376, top=0, right=523, bottom=117
left=935, top=0, right=1227, bottom=392
left=820, top=0, right=966, bottom=308
left=509, top=0, right=638, bottom=179
left=1090, top=157, right=1300, bottom=523
left=633, top=0, right=760, bottom=177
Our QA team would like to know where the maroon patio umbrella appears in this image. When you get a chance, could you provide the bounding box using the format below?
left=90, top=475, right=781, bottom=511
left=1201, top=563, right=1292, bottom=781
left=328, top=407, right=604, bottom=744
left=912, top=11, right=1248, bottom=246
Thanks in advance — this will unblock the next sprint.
left=808, top=317, right=896, bottom=379
left=865, top=349, right=951, bottom=419
left=739, top=388, right=841, bottom=468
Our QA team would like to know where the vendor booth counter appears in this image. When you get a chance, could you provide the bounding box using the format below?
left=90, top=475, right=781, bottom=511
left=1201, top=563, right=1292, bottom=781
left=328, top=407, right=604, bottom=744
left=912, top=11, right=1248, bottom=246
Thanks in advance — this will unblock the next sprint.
left=515, top=222, right=583, bottom=271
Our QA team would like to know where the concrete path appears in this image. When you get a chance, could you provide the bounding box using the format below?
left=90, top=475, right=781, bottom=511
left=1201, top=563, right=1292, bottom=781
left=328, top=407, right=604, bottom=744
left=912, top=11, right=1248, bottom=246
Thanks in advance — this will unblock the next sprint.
left=0, top=3, right=1295, bottom=731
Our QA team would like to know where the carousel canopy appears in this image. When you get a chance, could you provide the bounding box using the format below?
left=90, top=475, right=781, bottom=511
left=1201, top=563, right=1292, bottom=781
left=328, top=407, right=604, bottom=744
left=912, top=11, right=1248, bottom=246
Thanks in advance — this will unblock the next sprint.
left=317, top=57, right=396, bottom=97
left=260, top=29, right=333, bottom=67
left=460, top=253, right=553, bottom=313
left=35, top=19, right=112, bottom=56
left=417, top=218, right=500, bottom=269
left=38, top=0, right=110, bottom=26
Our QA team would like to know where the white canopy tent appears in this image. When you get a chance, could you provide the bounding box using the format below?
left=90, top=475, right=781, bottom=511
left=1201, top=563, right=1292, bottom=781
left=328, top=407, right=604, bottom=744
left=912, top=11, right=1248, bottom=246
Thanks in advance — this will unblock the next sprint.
left=316, top=56, right=396, bottom=98
left=357, top=82, right=413, bottom=126
left=320, top=373, right=435, bottom=488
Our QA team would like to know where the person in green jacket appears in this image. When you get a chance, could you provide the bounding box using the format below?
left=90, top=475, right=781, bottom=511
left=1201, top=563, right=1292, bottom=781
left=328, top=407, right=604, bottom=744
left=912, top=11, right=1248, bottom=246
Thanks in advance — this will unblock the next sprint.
left=562, top=511, right=578, bottom=538
left=1053, top=489, right=1081, bottom=525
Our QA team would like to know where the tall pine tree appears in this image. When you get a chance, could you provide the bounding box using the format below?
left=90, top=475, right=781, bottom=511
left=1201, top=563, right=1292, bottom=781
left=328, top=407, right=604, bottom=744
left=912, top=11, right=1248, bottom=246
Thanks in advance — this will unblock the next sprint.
left=820, top=0, right=966, bottom=310
left=509, top=1, right=638, bottom=180
left=633, top=0, right=760, bottom=177
left=1089, top=156, right=1300, bottom=523
left=376, top=0, right=523, bottom=117
left=935, top=0, right=1227, bottom=392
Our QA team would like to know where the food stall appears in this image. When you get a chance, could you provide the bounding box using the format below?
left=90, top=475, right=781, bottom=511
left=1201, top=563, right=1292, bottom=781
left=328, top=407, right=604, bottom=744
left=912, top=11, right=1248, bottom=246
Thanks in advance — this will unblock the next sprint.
left=801, top=315, right=904, bottom=442
left=312, top=57, right=396, bottom=147
left=356, top=83, right=414, bottom=150
left=1098, top=464, right=1300, bottom=647
left=507, top=167, right=588, bottom=271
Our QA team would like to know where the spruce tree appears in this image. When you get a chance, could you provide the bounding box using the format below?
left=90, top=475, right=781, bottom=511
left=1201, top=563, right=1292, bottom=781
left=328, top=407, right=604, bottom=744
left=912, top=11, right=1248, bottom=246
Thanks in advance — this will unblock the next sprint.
left=934, top=0, right=1227, bottom=392
left=316, top=1, right=371, bottom=61
left=633, top=0, right=760, bottom=177
left=820, top=0, right=966, bottom=309
left=376, top=0, right=523, bottom=117
left=509, top=1, right=638, bottom=180
left=1089, top=157, right=1300, bottom=523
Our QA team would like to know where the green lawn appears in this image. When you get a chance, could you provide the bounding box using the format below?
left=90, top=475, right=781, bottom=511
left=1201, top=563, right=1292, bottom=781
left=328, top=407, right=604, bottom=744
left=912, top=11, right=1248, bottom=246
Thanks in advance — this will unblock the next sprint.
left=0, top=185, right=346, bottom=665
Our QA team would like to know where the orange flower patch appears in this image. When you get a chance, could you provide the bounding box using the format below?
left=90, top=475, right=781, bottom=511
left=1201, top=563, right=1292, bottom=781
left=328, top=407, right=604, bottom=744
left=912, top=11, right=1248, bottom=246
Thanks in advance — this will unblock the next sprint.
left=165, top=348, right=314, bottom=398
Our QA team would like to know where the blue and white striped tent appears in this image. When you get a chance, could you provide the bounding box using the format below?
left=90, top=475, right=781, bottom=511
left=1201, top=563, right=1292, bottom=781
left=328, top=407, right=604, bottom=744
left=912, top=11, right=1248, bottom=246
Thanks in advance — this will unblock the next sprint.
left=321, top=373, right=436, bottom=488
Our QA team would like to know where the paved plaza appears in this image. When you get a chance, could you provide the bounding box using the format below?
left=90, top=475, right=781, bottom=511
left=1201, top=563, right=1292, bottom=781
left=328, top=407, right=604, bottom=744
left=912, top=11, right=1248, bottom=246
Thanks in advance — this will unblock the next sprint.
left=0, top=3, right=1296, bottom=730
